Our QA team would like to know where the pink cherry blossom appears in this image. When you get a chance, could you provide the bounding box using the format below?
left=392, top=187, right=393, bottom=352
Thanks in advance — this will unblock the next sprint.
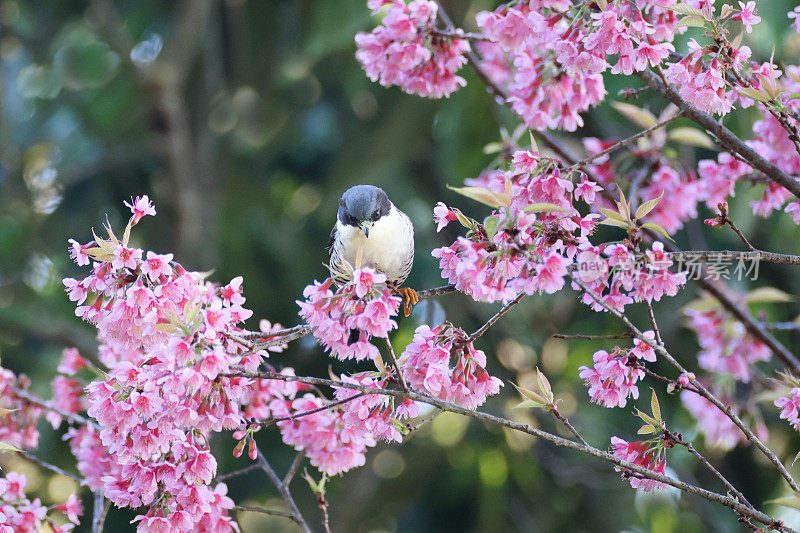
left=610, top=437, right=667, bottom=491
left=124, top=195, right=157, bottom=224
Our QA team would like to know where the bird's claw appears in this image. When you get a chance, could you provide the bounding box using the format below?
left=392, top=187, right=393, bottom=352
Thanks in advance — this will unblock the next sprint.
left=394, top=287, right=419, bottom=317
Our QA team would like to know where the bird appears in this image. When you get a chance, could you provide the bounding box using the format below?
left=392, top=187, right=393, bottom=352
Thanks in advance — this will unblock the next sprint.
left=327, top=184, right=418, bottom=316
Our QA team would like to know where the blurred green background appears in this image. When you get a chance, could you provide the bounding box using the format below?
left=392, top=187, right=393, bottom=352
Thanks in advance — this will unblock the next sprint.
left=3, top=0, right=800, bottom=531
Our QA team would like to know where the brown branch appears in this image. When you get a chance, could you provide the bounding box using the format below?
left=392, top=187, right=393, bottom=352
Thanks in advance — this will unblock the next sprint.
left=233, top=505, right=296, bottom=521
left=283, top=452, right=305, bottom=489
left=673, top=432, right=754, bottom=510
left=253, top=393, right=366, bottom=428
left=215, top=463, right=261, bottom=483
left=17, top=450, right=82, bottom=483
left=467, top=292, right=524, bottom=343
left=384, top=337, right=409, bottom=393
left=550, top=407, right=589, bottom=447
left=92, top=492, right=110, bottom=533
left=553, top=333, right=634, bottom=340
left=666, top=250, right=800, bottom=266
left=635, top=68, right=800, bottom=200
left=256, top=449, right=312, bottom=533
left=570, top=111, right=684, bottom=169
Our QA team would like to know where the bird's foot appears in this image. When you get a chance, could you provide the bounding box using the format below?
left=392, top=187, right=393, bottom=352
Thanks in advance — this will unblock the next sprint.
left=393, top=287, right=419, bottom=317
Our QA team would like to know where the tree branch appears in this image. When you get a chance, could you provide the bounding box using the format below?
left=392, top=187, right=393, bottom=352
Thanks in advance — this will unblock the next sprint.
left=224, top=366, right=793, bottom=532
left=636, top=68, right=800, bottom=200
left=257, top=449, right=312, bottom=533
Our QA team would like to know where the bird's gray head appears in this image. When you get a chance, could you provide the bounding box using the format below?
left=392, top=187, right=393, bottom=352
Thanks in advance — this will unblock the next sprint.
left=338, top=185, right=391, bottom=237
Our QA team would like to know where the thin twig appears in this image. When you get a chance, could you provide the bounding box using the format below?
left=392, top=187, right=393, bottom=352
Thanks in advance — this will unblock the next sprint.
left=384, top=337, right=409, bottom=393
left=215, top=463, right=261, bottom=482
left=636, top=68, right=800, bottom=200
left=645, top=301, right=662, bottom=346
left=549, top=408, right=589, bottom=447
left=467, top=293, right=524, bottom=343
left=666, top=250, right=800, bottom=265
left=570, top=111, right=684, bottom=169
left=92, top=492, right=110, bottom=533
left=12, top=386, right=99, bottom=430
left=16, top=450, right=82, bottom=483
left=233, top=505, right=296, bottom=520
left=553, top=333, right=634, bottom=340
left=257, top=449, right=312, bottom=533
left=674, top=433, right=754, bottom=510
left=254, top=393, right=366, bottom=428
left=283, top=452, right=305, bottom=489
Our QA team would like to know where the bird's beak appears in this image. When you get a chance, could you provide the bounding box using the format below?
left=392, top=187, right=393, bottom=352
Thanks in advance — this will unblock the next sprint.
left=361, top=223, right=370, bottom=238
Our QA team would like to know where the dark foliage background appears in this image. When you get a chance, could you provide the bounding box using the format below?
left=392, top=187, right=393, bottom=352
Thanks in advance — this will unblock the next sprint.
left=2, top=1, right=800, bottom=531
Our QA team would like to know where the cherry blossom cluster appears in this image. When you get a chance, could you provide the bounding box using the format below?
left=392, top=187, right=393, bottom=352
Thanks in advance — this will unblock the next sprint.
left=680, top=391, right=746, bottom=450
left=432, top=152, right=589, bottom=303
left=474, top=1, right=680, bottom=131
left=355, top=0, right=469, bottom=98
left=0, top=472, right=81, bottom=533
left=685, top=307, right=770, bottom=382
left=233, top=366, right=380, bottom=476
left=775, top=387, right=800, bottom=431
left=298, top=267, right=401, bottom=361
left=63, top=197, right=260, bottom=530
left=334, top=373, right=419, bottom=443
left=398, top=324, right=502, bottom=409
left=610, top=437, right=667, bottom=492
left=578, top=332, right=655, bottom=409
left=0, top=369, right=41, bottom=450
left=698, top=63, right=800, bottom=222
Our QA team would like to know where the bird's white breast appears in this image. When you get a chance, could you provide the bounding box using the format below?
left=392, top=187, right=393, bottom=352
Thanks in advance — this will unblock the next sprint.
left=335, top=205, right=414, bottom=284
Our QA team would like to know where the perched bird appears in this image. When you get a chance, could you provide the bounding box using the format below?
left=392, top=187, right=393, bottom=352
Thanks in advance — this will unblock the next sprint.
left=328, top=185, right=418, bottom=315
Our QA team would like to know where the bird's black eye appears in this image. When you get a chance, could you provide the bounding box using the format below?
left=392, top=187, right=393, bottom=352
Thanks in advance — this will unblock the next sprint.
left=371, top=210, right=380, bottom=221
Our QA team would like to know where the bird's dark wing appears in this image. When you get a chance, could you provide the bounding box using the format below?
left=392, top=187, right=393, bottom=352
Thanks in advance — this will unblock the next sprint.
left=326, top=224, right=337, bottom=257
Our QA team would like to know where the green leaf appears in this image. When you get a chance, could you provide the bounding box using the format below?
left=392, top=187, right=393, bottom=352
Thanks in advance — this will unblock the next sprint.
left=667, top=3, right=705, bottom=17
left=668, top=127, right=715, bottom=149
left=514, top=399, right=545, bottom=409
left=635, top=193, right=663, bottom=220
left=638, top=424, right=657, bottom=435
left=737, top=87, right=772, bottom=103
left=597, top=207, right=624, bottom=221
left=536, top=368, right=554, bottom=403
left=636, top=408, right=660, bottom=428
left=0, top=442, right=21, bottom=453
left=650, top=389, right=661, bottom=424
left=674, top=15, right=708, bottom=29
left=599, top=218, right=629, bottom=229
left=640, top=222, right=674, bottom=241
left=448, top=185, right=509, bottom=209
left=745, top=287, right=794, bottom=304
left=17, top=65, right=62, bottom=99
left=523, top=203, right=569, bottom=214
left=610, top=102, right=657, bottom=129
left=482, top=142, right=503, bottom=155
left=483, top=216, right=500, bottom=239
left=767, top=496, right=800, bottom=510
left=512, top=382, right=549, bottom=406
